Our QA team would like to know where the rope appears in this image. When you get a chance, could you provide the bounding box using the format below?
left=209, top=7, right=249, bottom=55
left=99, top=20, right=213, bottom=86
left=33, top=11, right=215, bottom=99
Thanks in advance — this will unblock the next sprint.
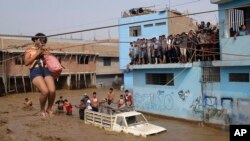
left=0, top=53, right=24, bottom=63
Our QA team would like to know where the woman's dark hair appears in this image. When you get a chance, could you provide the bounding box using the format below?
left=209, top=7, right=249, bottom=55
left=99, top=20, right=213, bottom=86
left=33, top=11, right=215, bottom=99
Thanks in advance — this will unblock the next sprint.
left=31, top=33, right=47, bottom=44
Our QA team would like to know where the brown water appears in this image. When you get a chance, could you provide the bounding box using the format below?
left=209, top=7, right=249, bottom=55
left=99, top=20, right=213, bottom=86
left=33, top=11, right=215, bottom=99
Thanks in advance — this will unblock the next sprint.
left=0, top=88, right=229, bottom=141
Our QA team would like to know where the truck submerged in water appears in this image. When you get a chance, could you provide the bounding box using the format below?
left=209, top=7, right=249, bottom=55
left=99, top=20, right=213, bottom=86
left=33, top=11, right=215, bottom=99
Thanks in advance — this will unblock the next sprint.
left=84, top=109, right=167, bottom=137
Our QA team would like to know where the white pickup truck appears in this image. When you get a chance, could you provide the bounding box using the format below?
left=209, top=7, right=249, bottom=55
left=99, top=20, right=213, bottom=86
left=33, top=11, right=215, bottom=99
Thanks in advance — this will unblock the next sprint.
left=85, top=109, right=167, bottom=137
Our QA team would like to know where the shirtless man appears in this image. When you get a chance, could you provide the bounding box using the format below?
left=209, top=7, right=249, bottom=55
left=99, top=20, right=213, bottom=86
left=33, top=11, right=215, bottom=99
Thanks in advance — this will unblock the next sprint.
left=117, top=95, right=126, bottom=109
left=90, top=92, right=99, bottom=112
left=105, top=88, right=115, bottom=105
left=124, top=90, right=133, bottom=106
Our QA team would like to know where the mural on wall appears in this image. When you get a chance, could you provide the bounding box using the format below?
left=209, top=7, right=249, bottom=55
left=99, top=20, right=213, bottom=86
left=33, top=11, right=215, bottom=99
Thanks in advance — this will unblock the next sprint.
left=203, top=96, right=250, bottom=125
left=134, top=90, right=175, bottom=113
left=236, top=99, right=250, bottom=124
left=135, top=88, right=204, bottom=119
left=204, top=96, right=230, bottom=124
left=134, top=87, right=250, bottom=125
left=178, top=90, right=190, bottom=101
left=190, top=96, right=203, bottom=115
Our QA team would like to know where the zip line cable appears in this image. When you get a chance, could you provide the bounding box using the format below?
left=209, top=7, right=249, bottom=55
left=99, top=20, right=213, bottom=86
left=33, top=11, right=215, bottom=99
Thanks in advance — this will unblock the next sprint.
left=0, top=7, right=229, bottom=38
left=1, top=4, right=250, bottom=39
left=46, top=9, right=219, bottom=37
left=2, top=38, right=250, bottom=64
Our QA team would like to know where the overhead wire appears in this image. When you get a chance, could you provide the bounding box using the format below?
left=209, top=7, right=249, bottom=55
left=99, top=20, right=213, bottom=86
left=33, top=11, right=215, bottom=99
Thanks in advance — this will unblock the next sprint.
left=0, top=4, right=249, bottom=39
left=2, top=37, right=250, bottom=64
left=46, top=9, right=220, bottom=38
left=170, top=0, right=200, bottom=8
left=0, top=5, right=240, bottom=38
left=1, top=4, right=250, bottom=62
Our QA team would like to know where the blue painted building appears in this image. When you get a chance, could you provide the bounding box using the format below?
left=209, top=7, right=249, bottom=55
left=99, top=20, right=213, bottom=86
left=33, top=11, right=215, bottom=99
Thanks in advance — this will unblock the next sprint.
left=119, top=1, right=250, bottom=125
left=119, top=10, right=168, bottom=90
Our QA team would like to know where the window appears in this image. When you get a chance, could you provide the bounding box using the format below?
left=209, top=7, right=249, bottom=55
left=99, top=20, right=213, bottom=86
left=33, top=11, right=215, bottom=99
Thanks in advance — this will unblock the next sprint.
left=103, top=57, right=111, bottom=66
left=77, top=55, right=89, bottom=64
left=227, top=6, right=250, bottom=37
left=203, top=67, right=220, bottom=82
left=125, top=115, right=147, bottom=127
left=15, top=55, right=24, bottom=65
left=116, top=116, right=126, bottom=126
left=129, top=26, right=141, bottom=37
left=146, top=73, right=174, bottom=86
left=229, top=73, right=249, bottom=82
left=144, top=24, right=153, bottom=28
left=155, top=22, right=166, bottom=26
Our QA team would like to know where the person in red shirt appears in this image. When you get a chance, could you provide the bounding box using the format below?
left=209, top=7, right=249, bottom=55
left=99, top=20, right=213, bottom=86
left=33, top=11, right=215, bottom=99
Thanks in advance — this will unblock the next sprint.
left=64, top=99, right=72, bottom=115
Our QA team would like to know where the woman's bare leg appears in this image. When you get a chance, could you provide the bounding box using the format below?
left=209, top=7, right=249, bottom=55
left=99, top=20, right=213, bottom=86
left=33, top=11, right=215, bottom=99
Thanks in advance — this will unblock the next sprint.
left=32, top=76, right=49, bottom=118
left=44, top=76, right=56, bottom=114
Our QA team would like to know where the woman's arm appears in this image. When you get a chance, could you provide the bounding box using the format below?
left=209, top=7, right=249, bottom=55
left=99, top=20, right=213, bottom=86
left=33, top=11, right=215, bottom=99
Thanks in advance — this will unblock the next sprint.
left=24, top=48, right=42, bottom=66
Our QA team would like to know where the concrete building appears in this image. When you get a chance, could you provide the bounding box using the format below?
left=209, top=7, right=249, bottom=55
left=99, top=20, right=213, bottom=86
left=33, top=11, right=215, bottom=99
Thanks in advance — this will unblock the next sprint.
left=0, top=37, right=122, bottom=95
left=119, top=8, right=197, bottom=90
left=119, top=2, right=250, bottom=126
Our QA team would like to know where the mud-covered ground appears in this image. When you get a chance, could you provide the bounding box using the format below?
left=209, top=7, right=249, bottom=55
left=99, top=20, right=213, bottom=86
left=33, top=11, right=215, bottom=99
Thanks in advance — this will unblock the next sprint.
left=0, top=88, right=229, bottom=141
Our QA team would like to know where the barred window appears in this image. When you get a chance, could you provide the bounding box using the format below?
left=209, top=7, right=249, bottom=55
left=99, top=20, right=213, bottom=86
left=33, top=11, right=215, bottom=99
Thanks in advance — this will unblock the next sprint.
left=103, top=57, right=111, bottom=66
left=227, top=6, right=250, bottom=37
left=203, top=67, right=220, bottom=82
left=15, top=56, right=24, bottom=65
left=144, top=24, right=153, bottom=28
left=229, top=73, right=249, bottom=82
left=146, top=73, right=174, bottom=86
left=129, top=26, right=141, bottom=37
left=155, top=22, right=166, bottom=26
left=77, top=55, right=89, bottom=64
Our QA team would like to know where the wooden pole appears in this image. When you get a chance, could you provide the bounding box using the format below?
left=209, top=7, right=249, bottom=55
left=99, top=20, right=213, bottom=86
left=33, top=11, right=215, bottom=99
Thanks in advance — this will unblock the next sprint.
left=21, top=57, right=26, bottom=93
left=90, top=73, right=93, bottom=86
left=84, top=73, right=86, bottom=88
left=30, top=77, right=34, bottom=92
left=1, top=39, right=8, bottom=94
left=78, top=73, right=81, bottom=88
left=22, top=75, right=26, bottom=93
left=14, top=75, right=18, bottom=93
left=75, top=73, right=77, bottom=89
left=8, top=74, right=10, bottom=93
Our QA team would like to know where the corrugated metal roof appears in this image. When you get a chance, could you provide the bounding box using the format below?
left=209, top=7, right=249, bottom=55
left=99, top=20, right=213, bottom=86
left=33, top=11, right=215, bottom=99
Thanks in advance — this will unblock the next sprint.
left=0, top=37, right=118, bottom=57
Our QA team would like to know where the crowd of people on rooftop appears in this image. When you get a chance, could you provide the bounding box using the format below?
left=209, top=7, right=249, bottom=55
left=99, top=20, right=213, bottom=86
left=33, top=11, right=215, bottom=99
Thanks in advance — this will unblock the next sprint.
left=128, top=21, right=220, bottom=67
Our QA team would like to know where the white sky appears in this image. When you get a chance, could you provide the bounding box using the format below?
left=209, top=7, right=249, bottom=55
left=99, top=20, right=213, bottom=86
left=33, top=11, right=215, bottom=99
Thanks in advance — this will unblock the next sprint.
left=0, top=0, right=218, bottom=40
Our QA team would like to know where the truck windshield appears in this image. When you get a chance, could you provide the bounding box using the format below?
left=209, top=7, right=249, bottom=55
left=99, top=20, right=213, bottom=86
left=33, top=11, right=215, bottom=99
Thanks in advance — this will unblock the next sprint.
left=126, top=114, right=147, bottom=126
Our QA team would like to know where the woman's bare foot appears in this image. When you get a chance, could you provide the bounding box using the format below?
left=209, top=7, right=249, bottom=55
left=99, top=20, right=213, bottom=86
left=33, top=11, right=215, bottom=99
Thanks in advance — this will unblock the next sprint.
left=46, top=110, right=54, bottom=118
left=40, top=112, right=46, bottom=120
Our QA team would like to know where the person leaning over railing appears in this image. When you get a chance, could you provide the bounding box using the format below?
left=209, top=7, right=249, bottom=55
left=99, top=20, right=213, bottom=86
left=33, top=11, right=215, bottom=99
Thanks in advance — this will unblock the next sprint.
left=234, top=24, right=249, bottom=39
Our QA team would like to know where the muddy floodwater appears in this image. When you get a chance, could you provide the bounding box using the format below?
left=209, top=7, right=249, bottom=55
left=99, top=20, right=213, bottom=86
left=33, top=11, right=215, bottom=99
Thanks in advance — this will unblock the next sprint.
left=0, top=88, right=229, bottom=141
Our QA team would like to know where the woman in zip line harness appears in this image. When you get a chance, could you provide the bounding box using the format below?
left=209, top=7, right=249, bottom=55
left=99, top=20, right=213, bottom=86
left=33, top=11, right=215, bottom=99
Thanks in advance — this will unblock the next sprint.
left=24, top=33, right=56, bottom=120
